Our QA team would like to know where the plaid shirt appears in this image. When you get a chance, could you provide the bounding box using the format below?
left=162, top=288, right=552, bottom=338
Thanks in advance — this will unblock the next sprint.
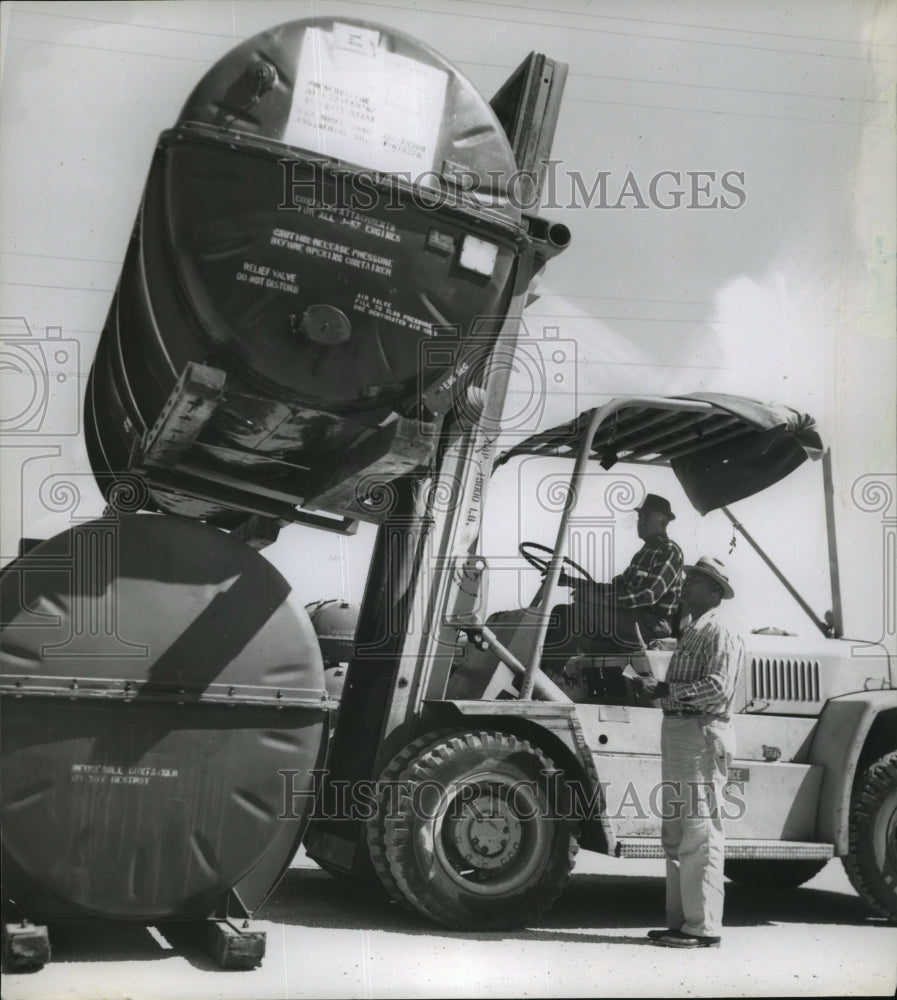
left=613, top=536, right=683, bottom=617
left=661, top=607, right=744, bottom=716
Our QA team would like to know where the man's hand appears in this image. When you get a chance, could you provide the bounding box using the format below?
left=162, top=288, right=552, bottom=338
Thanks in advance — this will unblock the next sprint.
left=632, top=675, right=670, bottom=698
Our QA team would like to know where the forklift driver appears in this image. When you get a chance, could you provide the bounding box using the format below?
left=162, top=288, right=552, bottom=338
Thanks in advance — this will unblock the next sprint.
left=541, top=493, right=684, bottom=671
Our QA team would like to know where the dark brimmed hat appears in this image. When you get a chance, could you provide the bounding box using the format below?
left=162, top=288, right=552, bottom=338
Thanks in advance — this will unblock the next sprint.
left=635, top=493, right=675, bottom=521
left=685, top=555, right=734, bottom=599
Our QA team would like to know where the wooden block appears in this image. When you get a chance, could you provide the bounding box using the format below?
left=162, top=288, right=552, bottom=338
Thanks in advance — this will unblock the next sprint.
left=203, top=920, right=266, bottom=970
left=2, top=921, right=51, bottom=969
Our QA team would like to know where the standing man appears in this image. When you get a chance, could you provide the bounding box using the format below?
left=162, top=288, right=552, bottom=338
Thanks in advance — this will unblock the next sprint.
left=542, top=493, right=684, bottom=668
left=634, top=555, right=744, bottom=949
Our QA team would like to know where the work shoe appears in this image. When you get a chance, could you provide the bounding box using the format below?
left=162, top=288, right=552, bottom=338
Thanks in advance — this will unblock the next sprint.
left=646, top=928, right=679, bottom=940
left=653, top=930, right=721, bottom=948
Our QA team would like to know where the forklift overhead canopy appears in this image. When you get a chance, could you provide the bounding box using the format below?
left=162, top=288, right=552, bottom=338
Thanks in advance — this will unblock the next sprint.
left=496, top=392, right=824, bottom=514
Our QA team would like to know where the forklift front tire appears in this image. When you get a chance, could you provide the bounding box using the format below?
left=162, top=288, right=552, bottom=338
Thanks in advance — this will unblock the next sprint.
left=368, top=730, right=579, bottom=930
left=843, top=750, right=897, bottom=920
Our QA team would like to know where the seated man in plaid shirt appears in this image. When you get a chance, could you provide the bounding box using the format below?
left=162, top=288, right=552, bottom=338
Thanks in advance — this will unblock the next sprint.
left=543, top=493, right=684, bottom=667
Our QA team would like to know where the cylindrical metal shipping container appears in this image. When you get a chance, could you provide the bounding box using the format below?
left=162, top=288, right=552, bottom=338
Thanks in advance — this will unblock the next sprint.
left=0, top=514, right=329, bottom=921
left=305, top=599, right=360, bottom=700
left=85, top=17, right=529, bottom=524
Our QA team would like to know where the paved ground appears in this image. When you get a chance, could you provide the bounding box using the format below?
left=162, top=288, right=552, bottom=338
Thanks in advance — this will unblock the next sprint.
left=3, top=849, right=895, bottom=999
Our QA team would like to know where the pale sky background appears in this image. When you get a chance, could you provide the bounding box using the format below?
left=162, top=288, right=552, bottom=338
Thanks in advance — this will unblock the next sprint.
left=0, top=0, right=894, bottom=648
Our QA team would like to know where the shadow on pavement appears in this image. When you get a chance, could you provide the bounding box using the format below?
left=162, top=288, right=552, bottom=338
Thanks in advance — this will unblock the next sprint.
left=11, top=867, right=887, bottom=968
left=540, top=872, right=880, bottom=929
left=11, top=919, right=263, bottom=974
left=16, top=920, right=169, bottom=966
left=259, top=867, right=887, bottom=938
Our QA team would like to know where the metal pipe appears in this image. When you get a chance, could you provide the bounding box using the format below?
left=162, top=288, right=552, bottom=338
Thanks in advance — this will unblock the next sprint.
left=720, top=506, right=831, bottom=636
left=525, top=215, right=572, bottom=263
left=477, top=626, right=571, bottom=702
left=821, top=449, right=844, bottom=637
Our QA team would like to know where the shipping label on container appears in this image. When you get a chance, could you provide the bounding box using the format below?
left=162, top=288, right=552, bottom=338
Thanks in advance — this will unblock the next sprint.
left=71, top=763, right=179, bottom=787
left=352, top=291, right=433, bottom=334
left=236, top=261, right=300, bottom=293
left=269, top=228, right=395, bottom=277
left=284, top=24, right=448, bottom=176
left=284, top=198, right=403, bottom=246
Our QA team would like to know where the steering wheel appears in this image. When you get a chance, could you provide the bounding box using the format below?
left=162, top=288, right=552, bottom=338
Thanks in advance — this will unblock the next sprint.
left=518, top=541, right=597, bottom=587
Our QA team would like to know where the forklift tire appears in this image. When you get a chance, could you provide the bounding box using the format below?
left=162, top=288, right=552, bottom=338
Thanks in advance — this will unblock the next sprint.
left=367, top=729, right=455, bottom=906
left=843, top=750, right=897, bottom=920
left=366, top=729, right=452, bottom=910
left=723, top=858, right=828, bottom=889
left=368, top=730, right=579, bottom=930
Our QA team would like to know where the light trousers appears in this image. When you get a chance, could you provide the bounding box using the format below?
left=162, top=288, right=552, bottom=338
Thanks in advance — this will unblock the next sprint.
left=660, top=715, right=735, bottom=937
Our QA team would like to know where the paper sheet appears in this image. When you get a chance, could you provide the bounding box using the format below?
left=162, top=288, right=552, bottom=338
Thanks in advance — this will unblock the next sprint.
left=285, top=24, right=448, bottom=176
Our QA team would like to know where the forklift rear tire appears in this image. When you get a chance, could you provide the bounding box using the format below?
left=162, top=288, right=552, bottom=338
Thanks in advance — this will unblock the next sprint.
left=368, top=730, right=579, bottom=930
left=723, top=858, right=828, bottom=889
left=843, top=750, right=897, bottom=920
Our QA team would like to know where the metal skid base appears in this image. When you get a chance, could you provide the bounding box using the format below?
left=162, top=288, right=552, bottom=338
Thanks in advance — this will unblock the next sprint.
left=1, top=920, right=51, bottom=970
left=0, top=917, right=266, bottom=972
left=124, top=360, right=437, bottom=537
left=202, top=919, right=267, bottom=970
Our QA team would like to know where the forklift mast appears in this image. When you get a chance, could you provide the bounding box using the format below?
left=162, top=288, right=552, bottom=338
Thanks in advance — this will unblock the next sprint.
left=305, top=53, right=569, bottom=875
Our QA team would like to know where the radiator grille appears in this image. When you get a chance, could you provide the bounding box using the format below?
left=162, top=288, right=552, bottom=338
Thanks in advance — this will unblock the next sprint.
left=751, top=658, right=820, bottom=702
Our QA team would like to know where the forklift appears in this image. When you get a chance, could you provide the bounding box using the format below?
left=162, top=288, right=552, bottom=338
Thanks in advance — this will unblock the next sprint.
left=4, top=20, right=892, bottom=962
left=276, top=30, right=897, bottom=938
left=305, top=333, right=897, bottom=929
